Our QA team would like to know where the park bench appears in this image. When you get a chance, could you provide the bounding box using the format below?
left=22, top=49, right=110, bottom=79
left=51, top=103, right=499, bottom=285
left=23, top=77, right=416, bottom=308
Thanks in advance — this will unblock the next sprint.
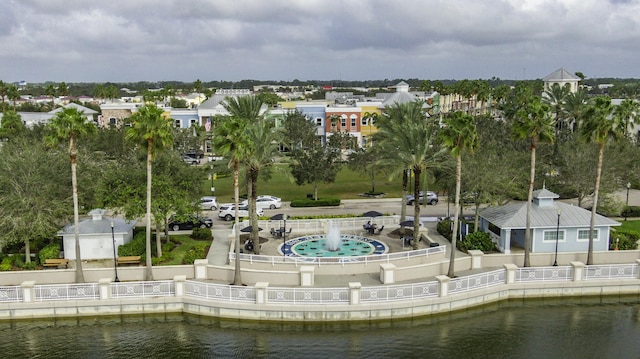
left=117, top=256, right=141, bottom=265
left=43, top=259, right=69, bottom=269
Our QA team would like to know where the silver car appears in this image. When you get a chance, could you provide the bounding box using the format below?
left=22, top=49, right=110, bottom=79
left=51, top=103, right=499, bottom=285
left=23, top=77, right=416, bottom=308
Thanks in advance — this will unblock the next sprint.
left=200, top=196, right=219, bottom=210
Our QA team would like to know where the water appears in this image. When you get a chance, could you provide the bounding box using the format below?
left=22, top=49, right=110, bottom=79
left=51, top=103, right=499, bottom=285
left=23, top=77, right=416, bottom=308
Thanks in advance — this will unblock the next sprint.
left=326, top=220, right=341, bottom=251
left=2, top=296, right=640, bottom=358
left=282, top=234, right=387, bottom=257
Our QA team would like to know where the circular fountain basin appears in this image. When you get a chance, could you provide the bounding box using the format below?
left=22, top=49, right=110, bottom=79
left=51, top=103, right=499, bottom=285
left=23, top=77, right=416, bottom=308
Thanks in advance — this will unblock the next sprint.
left=280, top=234, right=388, bottom=257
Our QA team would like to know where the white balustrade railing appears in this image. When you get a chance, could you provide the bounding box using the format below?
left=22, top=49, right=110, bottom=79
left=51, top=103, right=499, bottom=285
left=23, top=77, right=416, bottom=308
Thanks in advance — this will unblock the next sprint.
left=231, top=245, right=446, bottom=265
left=449, top=269, right=505, bottom=294
left=111, top=281, right=174, bottom=298
left=34, top=283, right=99, bottom=301
left=584, top=264, right=638, bottom=280
left=361, top=281, right=439, bottom=302
left=185, top=281, right=255, bottom=302
left=266, top=287, right=349, bottom=304
left=516, top=266, right=573, bottom=282
left=0, top=286, right=22, bottom=303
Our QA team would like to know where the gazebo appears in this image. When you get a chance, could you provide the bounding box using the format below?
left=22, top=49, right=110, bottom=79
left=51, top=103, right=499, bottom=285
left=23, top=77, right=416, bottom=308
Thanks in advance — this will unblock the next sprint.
left=478, top=188, right=620, bottom=254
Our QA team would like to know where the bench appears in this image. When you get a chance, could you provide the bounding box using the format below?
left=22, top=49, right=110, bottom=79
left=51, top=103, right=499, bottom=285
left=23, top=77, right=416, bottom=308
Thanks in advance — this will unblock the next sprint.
left=117, top=256, right=141, bottom=265
left=43, top=259, right=69, bottom=268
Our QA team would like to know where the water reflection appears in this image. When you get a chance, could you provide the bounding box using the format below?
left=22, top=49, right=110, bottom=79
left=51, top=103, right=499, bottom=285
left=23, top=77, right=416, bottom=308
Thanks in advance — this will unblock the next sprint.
left=1, top=296, right=640, bottom=358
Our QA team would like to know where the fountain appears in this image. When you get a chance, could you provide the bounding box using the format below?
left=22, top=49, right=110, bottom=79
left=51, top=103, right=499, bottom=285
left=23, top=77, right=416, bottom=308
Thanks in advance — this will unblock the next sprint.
left=326, top=220, right=341, bottom=251
left=279, top=220, right=388, bottom=258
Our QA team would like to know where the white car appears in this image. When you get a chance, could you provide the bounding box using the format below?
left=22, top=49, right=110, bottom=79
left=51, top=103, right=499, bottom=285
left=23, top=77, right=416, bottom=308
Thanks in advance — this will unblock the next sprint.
left=218, top=203, right=264, bottom=221
left=241, top=195, right=282, bottom=210
left=200, top=196, right=219, bottom=211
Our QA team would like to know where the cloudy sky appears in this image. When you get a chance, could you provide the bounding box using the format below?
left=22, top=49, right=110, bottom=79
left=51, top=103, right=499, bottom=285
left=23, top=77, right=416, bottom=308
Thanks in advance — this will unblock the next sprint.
left=1, top=0, right=639, bottom=83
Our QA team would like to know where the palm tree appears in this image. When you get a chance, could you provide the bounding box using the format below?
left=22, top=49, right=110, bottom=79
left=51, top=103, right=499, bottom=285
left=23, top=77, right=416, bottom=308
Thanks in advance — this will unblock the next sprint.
left=46, top=108, right=96, bottom=283
left=512, top=97, right=554, bottom=267
left=563, top=89, right=589, bottom=131
left=376, top=101, right=445, bottom=249
left=613, top=99, right=640, bottom=140
left=543, top=83, right=570, bottom=152
left=126, top=104, right=174, bottom=281
left=440, top=111, right=478, bottom=278
left=0, top=80, right=7, bottom=112
left=45, top=83, right=56, bottom=110
left=581, top=96, right=631, bottom=265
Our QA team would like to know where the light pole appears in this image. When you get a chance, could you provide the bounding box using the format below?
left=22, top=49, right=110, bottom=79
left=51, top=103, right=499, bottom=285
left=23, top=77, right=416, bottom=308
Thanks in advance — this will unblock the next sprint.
left=283, top=214, right=288, bottom=245
left=553, top=209, right=561, bottom=266
left=210, top=165, right=216, bottom=194
left=625, top=182, right=631, bottom=221
left=110, top=221, right=120, bottom=282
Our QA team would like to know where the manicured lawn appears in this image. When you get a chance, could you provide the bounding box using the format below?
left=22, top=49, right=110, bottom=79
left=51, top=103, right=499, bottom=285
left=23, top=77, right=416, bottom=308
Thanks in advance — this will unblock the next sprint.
left=618, top=220, right=640, bottom=232
left=159, top=235, right=209, bottom=265
left=204, top=164, right=410, bottom=202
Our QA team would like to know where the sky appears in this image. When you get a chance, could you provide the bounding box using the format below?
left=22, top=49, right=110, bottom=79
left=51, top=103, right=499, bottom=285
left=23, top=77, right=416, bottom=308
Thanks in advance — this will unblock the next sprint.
left=1, top=0, right=640, bottom=83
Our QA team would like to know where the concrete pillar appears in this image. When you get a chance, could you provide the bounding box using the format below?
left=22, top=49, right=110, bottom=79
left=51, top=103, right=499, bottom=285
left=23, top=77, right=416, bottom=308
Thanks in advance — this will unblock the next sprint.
left=21, top=281, right=36, bottom=303
left=436, top=275, right=450, bottom=297
left=504, top=263, right=518, bottom=284
left=571, top=261, right=585, bottom=281
left=300, top=266, right=315, bottom=286
left=174, top=275, right=186, bottom=297
left=468, top=250, right=484, bottom=269
left=349, top=282, right=361, bottom=305
left=194, top=259, right=208, bottom=280
left=255, top=282, right=269, bottom=304
left=380, top=263, right=396, bottom=284
left=98, top=278, right=111, bottom=300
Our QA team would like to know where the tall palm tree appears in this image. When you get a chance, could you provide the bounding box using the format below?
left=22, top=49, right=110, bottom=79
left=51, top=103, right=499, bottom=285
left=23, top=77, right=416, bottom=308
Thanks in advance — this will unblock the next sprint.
left=0, top=80, right=7, bottom=112
left=125, top=104, right=174, bottom=281
left=563, top=89, right=589, bottom=131
left=46, top=108, right=96, bottom=283
left=440, top=111, right=478, bottom=278
left=581, top=96, right=631, bottom=265
left=376, top=101, right=445, bottom=249
left=613, top=99, right=640, bottom=140
left=512, top=97, right=554, bottom=267
left=543, top=83, right=570, bottom=154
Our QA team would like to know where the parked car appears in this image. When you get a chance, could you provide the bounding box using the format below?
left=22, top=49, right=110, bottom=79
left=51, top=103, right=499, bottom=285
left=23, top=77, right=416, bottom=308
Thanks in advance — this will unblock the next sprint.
left=168, top=216, right=213, bottom=231
left=182, top=156, right=199, bottom=165
left=241, top=195, right=282, bottom=210
left=406, top=191, right=438, bottom=205
left=184, top=150, right=204, bottom=159
left=200, top=196, right=219, bottom=210
left=218, top=204, right=264, bottom=221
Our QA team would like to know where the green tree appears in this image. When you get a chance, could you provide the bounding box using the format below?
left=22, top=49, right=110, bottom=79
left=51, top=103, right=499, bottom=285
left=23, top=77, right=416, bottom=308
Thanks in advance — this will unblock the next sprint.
left=0, top=109, right=26, bottom=140
left=375, top=101, right=446, bottom=249
left=613, top=99, right=640, bottom=140
left=543, top=83, right=571, bottom=150
left=440, top=111, right=478, bottom=277
left=581, top=96, right=629, bottom=265
left=0, top=80, right=7, bottom=112
left=45, top=83, right=56, bottom=110
left=46, top=108, right=97, bottom=282
left=126, top=104, right=174, bottom=280
left=512, top=97, right=554, bottom=267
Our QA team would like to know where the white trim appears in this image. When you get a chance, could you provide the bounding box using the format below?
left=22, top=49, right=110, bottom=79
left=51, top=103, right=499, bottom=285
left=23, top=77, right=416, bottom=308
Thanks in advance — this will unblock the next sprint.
left=542, top=229, right=565, bottom=242
left=577, top=228, right=599, bottom=242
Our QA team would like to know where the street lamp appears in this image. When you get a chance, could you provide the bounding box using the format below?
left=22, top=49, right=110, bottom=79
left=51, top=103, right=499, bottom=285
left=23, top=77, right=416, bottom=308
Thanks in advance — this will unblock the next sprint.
left=110, top=221, right=120, bottom=282
left=625, top=182, right=631, bottom=221
left=283, top=214, right=288, bottom=246
left=210, top=165, right=216, bottom=194
left=553, top=209, right=561, bottom=266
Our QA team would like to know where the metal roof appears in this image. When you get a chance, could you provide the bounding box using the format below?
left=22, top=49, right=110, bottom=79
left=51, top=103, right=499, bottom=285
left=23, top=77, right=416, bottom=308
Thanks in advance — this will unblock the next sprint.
left=542, top=68, right=581, bottom=82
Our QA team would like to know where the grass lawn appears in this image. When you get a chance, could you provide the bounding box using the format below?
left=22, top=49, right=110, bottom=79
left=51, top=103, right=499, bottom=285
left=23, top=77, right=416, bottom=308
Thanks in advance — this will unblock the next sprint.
left=618, top=219, right=640, bottom=232
left=158, top=235, right=209, bottom=265
left=203, top=164, right=417, bottom=202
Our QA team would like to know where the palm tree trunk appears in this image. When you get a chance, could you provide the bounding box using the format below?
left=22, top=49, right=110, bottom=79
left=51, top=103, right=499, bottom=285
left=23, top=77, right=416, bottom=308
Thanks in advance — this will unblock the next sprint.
left=587, top=144, right=604, bottom=265
left=400, top=170, right=408, bottom=224
left=412, top=167, right=421, bottom=249
left=249, top=169, right=260, bottom=254
left=524, top=139, right=537, bottom=268
left=155, top=221, right=162, bottom=258
left=232, top=159, right=243, bottom=285
left=447, top=154, right=462, bottom=278
left=144, top=142, right=154, bottom=281
left=71, top=137, right=85, bottom=282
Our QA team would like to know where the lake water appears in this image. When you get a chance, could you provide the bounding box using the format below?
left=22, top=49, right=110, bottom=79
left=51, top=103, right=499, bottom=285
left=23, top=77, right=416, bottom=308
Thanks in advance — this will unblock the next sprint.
left=2, top=296, right=640, bottom=358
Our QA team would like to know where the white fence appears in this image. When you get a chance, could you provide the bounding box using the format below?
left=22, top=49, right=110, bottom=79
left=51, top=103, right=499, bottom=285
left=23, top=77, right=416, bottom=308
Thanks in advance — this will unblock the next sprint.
left=34, top=283, right=99, bottom=301
left=266, top=287, right=349, bottom=304
left=584, top=264, right=638, bottom=280
left=516, top=266, right=573, bottom=282
left=449, top=269, right=506, bottom=294
left=361, top=281, right=439, bottom=302
left=111, top=280, right=174, bottom=298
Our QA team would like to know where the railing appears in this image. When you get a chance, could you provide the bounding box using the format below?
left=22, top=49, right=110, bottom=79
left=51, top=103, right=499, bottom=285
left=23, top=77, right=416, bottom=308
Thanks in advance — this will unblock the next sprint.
left=185, top=281, right=256, bottom=303
left=361, top=281, right=439, bottom=302
left=515, top=266, right=573, bottom=282
left=111, top=281, right=174, bottom=298
left=449, top=269, right=505, bottom=294
left=266, top=287, right=349, bottom=304
left=231, top=245, right=446, bottom=265
left=584, top=264, right=638, bottom=280
left=0, top=286, right=22, bottom=303
left=34, top=283, right=99, bottom=301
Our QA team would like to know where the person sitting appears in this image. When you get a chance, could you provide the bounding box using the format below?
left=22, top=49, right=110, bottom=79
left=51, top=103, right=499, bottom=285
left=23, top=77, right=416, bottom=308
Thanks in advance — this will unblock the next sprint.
left=244, top=239, right=254, bottom=252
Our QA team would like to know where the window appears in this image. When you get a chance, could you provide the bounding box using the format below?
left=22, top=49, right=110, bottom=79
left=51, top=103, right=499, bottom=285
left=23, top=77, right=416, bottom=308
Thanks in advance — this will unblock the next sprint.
left=351, top=116, right=357, bottom=128
left=174, top=119, right=181, bottom=128
left=543, top=230, right=565, bottom=242
left=577, top=229, right=598, bottom=242
left=361, top=117, right=367, bottom=126
left=190, top=119, right=197, bottom=127
left=316, top=118, right=322, bottom=126
left=341, top=116, right=347, bottom=127
left=109, top=118, right=117, bottom=126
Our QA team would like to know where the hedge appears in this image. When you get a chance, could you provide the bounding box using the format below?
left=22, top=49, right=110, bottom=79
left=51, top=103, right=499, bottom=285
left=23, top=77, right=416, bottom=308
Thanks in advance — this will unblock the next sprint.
left=290, top=198, right=341, bottom=207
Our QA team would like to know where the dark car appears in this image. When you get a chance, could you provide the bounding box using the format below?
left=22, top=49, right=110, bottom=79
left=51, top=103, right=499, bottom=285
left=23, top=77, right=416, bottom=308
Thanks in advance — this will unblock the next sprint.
left=406, top=191, right=439, bottom=205
left=168, top=216, right=213, bottom=231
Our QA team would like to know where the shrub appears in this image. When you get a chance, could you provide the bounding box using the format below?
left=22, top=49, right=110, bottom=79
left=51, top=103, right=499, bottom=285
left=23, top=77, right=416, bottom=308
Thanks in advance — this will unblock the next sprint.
left=182, top=243, right=209, bottom=265
left=118, top=232, right=146, bottom=256
left=437, top=218, right=453, bottom=240
left=39, top=243, right=61, bottom=264
left=191, top=228, right=213, bottom=241
left=0, top=258, right=12, bottom=271
left=458, top=231, right=495, bottom=252
left=0, top=254, right=25, bottom=270
left=610, top=228, right=640, bottom=250
left=621, top=206, right=640, bottom=218
left=290, top=198, right=341, bottom=207
left=20, top=261, right=37, bottom=270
